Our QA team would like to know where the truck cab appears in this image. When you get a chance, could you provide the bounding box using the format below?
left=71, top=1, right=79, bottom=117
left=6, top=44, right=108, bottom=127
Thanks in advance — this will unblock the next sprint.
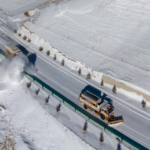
left=79, top=90, right=114, bottom=119
left=5, top=44, right=22, bottom=57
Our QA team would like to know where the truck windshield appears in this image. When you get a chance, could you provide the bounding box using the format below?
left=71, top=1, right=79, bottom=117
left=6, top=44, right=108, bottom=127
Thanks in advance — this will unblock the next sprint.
left=16, top=51, right=21, bottom=54
left=82, top=91, right=100, bottom=101
left=108, top=107, right=114, bottom=114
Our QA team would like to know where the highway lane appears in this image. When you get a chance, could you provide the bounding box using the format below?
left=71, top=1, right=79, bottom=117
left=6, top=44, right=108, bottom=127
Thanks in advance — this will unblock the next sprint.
left=1, top=26, right=150, bottom=149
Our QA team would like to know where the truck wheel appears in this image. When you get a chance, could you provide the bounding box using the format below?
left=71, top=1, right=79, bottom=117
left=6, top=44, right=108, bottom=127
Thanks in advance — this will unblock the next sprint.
left=84, top=104, right=87, bottom=109
left=100, top=114, right=105, bottom=120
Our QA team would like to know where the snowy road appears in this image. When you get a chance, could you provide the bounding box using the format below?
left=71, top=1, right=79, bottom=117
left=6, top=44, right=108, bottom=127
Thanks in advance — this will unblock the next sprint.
left=0, top=27, right=150, bottom=149
left=34, top=52, right=150, bottom=149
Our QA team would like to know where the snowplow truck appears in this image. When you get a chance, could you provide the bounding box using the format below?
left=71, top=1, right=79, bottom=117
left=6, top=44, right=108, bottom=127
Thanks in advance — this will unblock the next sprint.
left=79, top=90, right=123, bottom=124
left=5, top=44, right=22, bottom=57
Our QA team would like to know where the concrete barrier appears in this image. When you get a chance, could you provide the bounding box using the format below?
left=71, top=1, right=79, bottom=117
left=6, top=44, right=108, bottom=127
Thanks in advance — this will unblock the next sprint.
left=102, top=75, right=150, bottom=102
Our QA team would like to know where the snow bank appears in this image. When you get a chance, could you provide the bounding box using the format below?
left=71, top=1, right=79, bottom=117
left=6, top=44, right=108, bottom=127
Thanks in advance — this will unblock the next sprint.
left=17, top=25, right=103, bottom=84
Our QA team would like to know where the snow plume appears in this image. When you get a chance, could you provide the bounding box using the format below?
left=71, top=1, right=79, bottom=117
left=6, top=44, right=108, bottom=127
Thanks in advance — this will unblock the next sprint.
left=8, top=54, right=29, bottom=83
left=0, top=54, right=29, bottom=83
left=0, top=55, right=4, bottom=63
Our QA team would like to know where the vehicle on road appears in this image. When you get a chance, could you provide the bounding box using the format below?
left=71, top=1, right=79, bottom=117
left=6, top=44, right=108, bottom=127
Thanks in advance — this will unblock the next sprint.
left=5, top=44, right=22, bottom=56
left=79, top=90, right=123, bottom=124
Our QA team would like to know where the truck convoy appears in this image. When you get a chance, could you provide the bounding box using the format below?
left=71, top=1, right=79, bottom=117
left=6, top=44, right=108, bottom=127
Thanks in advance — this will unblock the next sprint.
left=79, top=90, right=123, bottom=124
left=5, top=44, right=22, bottom=57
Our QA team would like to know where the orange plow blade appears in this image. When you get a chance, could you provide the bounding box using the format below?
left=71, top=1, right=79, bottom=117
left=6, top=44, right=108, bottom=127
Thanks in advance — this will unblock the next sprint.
left=108, top=116, right=124, bottom=124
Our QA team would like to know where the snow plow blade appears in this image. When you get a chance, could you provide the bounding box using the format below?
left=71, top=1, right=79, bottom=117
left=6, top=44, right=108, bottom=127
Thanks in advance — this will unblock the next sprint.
left=108, top=116, right=124, bottom=124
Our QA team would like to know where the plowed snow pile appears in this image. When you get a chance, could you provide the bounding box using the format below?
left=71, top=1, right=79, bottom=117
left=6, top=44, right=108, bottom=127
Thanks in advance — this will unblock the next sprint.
left=21, top=0, right=150, bottom=92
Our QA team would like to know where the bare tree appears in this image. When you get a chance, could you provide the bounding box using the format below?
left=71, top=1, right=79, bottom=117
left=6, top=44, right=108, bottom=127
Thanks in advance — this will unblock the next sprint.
left=24, top=11, right=30, bottom=17
left=0, top=137, right=16, bottom=150
left=26, top=82, right=31, bottom=88
left=27, top=39, right=31, bottom=42
left=39, top=47, right=43, bottom=51
left=46, top=50, right=50, bottom=56
left=112, top=85, right=116, bottom=94
left=86, top=73, right=91, bottom=79
left=56, top=103, right=61, bottom=112
left=53, top=54, right=56, bottom=60
left=14, top=29, right=17, bottom=33
left=45, top=96, right=49, bottom=104
left=78, top=68, right=81, bottom=75
left=141, top=99, right=146, bottom=108
left=61, top=59, right=65, bottom=66
left=23, top=36, right=27, bottom=40
left=35, top=88, right=40, bottom=95
left=99, top=131, right=104, bottom=143
left=100, top=80, right=104, bottom=86
left=83, top=120, right=88, bottom=132
left=117, top=143, right=122, bottom=150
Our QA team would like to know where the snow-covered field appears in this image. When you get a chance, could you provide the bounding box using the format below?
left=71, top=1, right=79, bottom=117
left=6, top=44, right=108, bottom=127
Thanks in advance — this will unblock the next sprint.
left=16, top=0, right=150, bottom=95
left=0, top=54, right=128, bottom=150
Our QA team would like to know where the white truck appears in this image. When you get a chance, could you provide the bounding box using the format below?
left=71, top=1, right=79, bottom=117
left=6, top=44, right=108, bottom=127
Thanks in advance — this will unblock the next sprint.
left=79, top=90, right=123, bottom=124
left=5, top=44, right=22, bottom=57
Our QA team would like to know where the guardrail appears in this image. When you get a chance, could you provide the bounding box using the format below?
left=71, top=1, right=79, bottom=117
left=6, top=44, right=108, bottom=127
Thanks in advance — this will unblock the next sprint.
left=24, top=71, right=149, bottom=150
